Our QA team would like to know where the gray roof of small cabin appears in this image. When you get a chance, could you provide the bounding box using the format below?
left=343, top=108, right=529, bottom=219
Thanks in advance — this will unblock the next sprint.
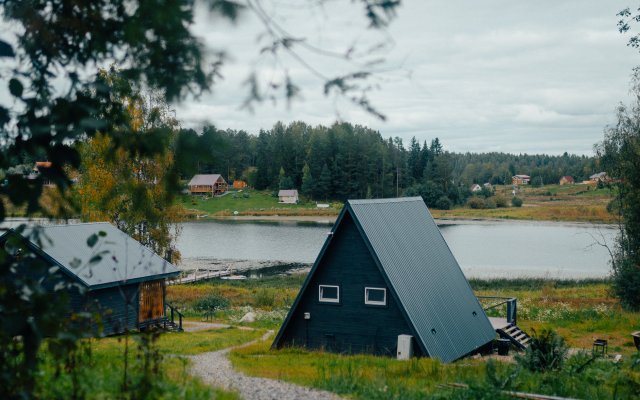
left=278, top=189, right=298, bottom=197
left=347, top=197, right=495, bottom=362
left=188, top=174, right=224, bottom=186
left=5, top=222, right=179, bottom=290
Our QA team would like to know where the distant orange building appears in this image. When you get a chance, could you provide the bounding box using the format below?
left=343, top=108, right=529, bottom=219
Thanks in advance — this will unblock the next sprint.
left=233, top=180, right=247, bottom=189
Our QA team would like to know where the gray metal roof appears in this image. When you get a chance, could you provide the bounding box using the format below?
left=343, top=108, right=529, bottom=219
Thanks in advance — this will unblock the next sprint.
left=188, top=174, right=224, bottom=186
left=348, top=197, right=496, bottom=362
left=13, top=222, right=179, bottom=290
left=278, top=190, right=298, bottom=197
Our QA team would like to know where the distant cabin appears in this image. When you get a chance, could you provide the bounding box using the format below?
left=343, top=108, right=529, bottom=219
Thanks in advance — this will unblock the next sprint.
left=188, top=174, right=228, bottom=196
left=470, top=184, right=482, bottom=192
left=483, top=182, right=493, bottom=190
left=278, top=189, right=299, bottom=204
left=559, top=176, right=574, bottom=185
left=589, top=172, right=609, bottom=183
left=232, top=180, right=248, bottom=189
left=272, top=197, right=496, bottom=363
left=512, top=175, right=530, bottom=185
left=0, top=223, right=180, bottom=336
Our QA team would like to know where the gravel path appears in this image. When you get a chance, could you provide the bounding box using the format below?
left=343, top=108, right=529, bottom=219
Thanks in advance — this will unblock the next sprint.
left=190, top=331, right=342, bottom=400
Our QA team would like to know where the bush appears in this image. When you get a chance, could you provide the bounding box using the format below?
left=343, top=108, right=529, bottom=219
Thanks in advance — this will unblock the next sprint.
left=254, top=289, right=276, bottom=309
left=484, top=198, right=496, bottom=209
left=511, top=196, right=523, bottom=207
left=434, top=196, right=452, bottom=210
left=517, top=328, right=568, bottom=372
left=194, top=293, right=230, bottom=313
left=495, top=196, right=508, bottom=208
left=467, top=197, right=485, bottom=209
left=611, top=257, right=640, bottom=310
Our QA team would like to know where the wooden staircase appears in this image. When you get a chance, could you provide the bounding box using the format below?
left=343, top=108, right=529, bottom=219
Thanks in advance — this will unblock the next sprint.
left=497, top=322, right=530, bottom=350
left=480, top=296, right=531, bottom=351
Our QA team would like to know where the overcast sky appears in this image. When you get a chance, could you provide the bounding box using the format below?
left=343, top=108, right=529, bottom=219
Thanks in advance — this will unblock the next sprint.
left=173, top=1, right=640, bottom=155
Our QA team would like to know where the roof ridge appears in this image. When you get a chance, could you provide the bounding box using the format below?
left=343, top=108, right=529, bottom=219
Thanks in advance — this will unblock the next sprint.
left=348, top=197, right=422, bottom=205
left=39, top=221, right=112, bottom=228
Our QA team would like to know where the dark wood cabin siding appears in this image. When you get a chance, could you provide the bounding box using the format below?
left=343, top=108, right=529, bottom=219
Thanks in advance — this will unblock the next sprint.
left=88, top=284, right=139, bottom=336
left=279, top=212, right=422, bottom=356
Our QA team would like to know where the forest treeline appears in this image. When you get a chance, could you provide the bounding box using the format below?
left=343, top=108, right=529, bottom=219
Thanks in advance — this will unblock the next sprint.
left=176, top=121, right=599, bottom=205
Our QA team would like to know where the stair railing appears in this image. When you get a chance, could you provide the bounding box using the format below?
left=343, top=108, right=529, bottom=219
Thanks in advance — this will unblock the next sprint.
left=164, top=302, right=183, bottom=331
left=477, top=296, right=517, bottom=325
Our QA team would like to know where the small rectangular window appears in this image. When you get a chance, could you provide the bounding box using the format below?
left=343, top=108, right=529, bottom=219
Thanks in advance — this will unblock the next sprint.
left=365, top=287, right=387, bottom=306
left=319, top=285, right=340, bottom=303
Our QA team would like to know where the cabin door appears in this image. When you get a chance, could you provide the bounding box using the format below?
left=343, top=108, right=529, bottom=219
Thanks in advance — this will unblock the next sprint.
left=139, top=280, right=165, bottom=322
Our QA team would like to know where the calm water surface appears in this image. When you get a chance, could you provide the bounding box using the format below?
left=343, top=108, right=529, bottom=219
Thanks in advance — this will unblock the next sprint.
left=176, top=220, right=617, bottom=279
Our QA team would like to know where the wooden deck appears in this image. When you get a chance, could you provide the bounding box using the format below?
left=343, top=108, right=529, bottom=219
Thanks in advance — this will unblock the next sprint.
left=489, top=317, right=510, bottom=330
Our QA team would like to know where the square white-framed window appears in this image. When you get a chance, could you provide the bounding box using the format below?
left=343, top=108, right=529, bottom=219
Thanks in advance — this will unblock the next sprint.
left=365, top=287, right=387, bottom=306
left=318, top=285, right=340, bottom=303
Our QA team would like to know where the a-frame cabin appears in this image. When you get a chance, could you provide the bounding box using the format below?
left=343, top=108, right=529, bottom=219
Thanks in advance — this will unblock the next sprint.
left=272, top=197, right=496, bottom=363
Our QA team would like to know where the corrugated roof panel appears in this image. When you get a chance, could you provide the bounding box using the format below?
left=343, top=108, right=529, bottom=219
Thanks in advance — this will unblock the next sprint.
left=20, top=222, right=179, bottom=289
left=348, top=197, right=495, bottom=362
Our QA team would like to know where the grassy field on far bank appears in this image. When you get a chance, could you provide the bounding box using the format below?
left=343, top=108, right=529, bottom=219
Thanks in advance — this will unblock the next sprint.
left=176, top=190, right=341, bottom=218
left=176, top=183, right=615, bottom=224
left=431, top=183, right=616, bottom=224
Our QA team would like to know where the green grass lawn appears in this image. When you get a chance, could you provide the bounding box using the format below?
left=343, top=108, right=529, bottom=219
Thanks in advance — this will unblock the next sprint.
left=176, top=189, right=341, bottom=217
left=34, top=326, right=264, bottom=399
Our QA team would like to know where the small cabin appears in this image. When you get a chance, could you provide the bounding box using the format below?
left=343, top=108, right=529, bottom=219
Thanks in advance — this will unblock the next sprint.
left=278, top=189, right=299, bottom=204
left=0, top=223, right=180, bottom=336
left=559, top=176, right=574, bottom=185
left=470, top=184, right=482, bottom=192
left=272, top=197, right=496, bottom=363
left=188, top=174, right=228, bottom=196
left=512, top=175, right=530, bottom=185
left=589, top=172, right=609, bottom=183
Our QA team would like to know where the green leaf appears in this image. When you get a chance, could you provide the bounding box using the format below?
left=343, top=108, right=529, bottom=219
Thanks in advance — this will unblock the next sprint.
left=86, top=233, right=98, bottom=248
left=9, top=78, right=23, bottom=98
left=88, top=254, right=102, bottom=265
left=0, top=40, right=14, bottom=58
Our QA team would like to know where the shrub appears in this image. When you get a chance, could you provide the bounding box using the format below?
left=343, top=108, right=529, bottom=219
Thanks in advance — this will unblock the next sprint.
left=517, top=328, right=568, bottom=372
left=434, top=196, right=452, bottom=210
left=194, top=293, right=230, bottom=313
left=511, top=196, right=523, bottom=207
left=495, top=196, right=508, bottom=208
left=254, top=289, right=276, bottom=309
left=611, top=257, right=640, bottom=310
left=484, top=198, right=496, bottom=209
left=467, top=197, right=485, bottom=209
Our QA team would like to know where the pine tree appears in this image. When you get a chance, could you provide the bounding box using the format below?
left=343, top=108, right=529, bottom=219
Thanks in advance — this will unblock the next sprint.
left=301, top=163, right=315, bottom=198
left=316, top=163, right=332, bottom=200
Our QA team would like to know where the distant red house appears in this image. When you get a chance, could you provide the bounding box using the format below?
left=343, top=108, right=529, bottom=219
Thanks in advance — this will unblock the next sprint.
left=512, top=175, right=530, bottom=185
left=188, top=174, right=227, bottom=195
left=559, top=176, right=574, bottom=185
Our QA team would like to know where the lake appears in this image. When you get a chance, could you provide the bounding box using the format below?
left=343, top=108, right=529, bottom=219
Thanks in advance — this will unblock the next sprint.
left=176, top=219, right=617, bottom=279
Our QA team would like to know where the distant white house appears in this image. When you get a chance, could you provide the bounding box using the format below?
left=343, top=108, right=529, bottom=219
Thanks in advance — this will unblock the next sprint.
left=278, top=189, right=299, bottom=204
left=470, top=184, right=482, bottom=192
left=589, top=172, right=609, bottom=183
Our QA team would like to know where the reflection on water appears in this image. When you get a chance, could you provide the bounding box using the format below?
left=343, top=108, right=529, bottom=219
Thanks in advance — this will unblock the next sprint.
left=176, top=220, right=617, bottom=279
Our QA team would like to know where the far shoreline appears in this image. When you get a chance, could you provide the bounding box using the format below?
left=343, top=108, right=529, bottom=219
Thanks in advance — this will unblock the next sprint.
left=187, top=214, right=618, bottom=229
